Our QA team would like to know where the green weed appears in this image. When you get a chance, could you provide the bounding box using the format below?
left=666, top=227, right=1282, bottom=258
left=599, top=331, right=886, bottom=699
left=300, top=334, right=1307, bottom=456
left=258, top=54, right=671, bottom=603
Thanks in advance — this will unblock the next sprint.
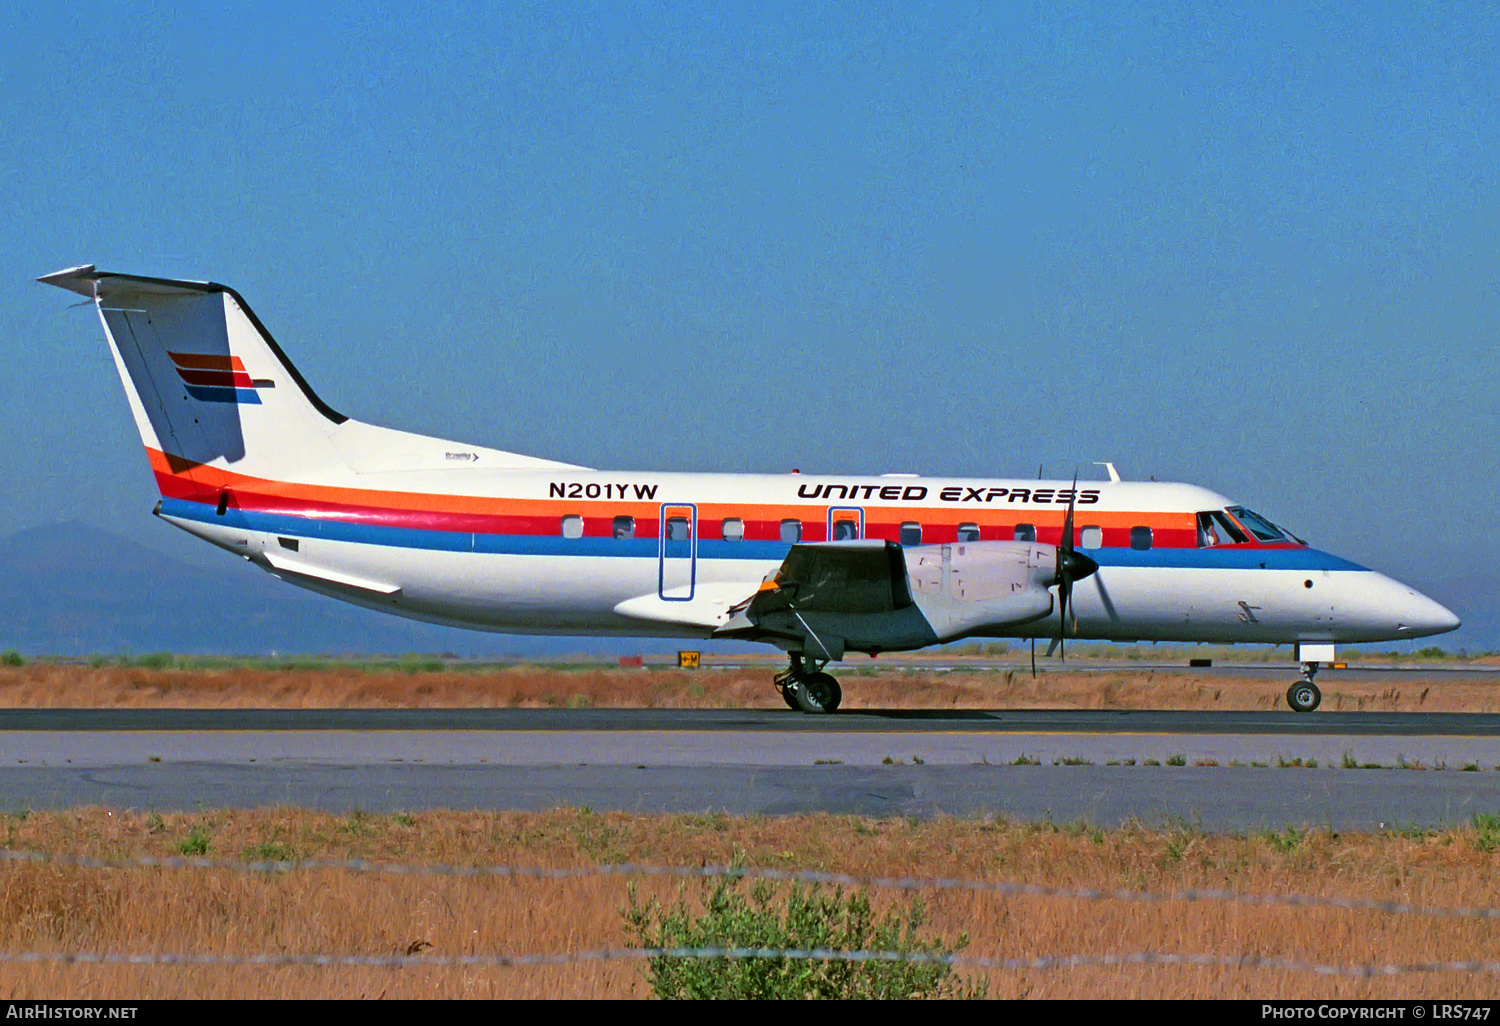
left=244, top=840, right=297, bottom=862
left=623, top=876, right=986, bottom=999
left=177, top=825, right=212, bottom=856
left=1471, top=813, right=1500, bottom=853
left=1264, top=826, right=1306, bottom=853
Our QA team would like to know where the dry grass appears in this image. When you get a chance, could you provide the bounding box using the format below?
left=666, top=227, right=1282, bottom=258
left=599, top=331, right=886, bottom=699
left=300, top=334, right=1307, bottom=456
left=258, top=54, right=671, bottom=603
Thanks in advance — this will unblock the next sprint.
left=2, top=663, right=1495, bottom=997
left=1, top=808, right=1499, bottom=998
left=0, top=661, right=1492, bottom=712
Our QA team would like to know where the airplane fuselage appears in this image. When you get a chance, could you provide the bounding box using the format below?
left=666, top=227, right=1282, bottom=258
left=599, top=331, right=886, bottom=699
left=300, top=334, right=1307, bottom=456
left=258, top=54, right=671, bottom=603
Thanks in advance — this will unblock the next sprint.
left=152, top=455, right=1458, bottom=649
left=38, top=265, right=1460, bottom=711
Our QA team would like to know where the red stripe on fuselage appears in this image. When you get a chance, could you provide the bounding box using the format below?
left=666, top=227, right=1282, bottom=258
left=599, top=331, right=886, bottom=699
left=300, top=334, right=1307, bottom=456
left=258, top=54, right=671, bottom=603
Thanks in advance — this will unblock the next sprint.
left=153, top=471, right=1217, bottom=549
left=147, top=448, right=1296, bottom=551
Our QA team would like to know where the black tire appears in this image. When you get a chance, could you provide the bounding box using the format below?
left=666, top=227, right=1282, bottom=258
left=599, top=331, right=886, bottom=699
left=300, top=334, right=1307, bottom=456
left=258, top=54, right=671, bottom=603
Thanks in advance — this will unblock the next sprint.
left=794, top=672, right=842, bottom=713
left=1287, top=680, right=1321, bottom=713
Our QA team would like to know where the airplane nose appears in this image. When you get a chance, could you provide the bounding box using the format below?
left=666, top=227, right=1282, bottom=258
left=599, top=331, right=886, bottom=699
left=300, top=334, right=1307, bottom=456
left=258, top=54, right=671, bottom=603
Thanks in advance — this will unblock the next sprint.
left=1396, top=588, right=1461, bottom=637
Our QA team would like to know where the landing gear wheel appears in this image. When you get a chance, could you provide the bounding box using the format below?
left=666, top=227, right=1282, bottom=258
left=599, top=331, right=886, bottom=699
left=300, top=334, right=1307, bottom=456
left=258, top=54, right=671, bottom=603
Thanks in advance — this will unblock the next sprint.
left=779, top=680, right=802, bottom=710
left=1287, top=680, right=1322, bottom=713
left=794, top=672, right=842, bottom=714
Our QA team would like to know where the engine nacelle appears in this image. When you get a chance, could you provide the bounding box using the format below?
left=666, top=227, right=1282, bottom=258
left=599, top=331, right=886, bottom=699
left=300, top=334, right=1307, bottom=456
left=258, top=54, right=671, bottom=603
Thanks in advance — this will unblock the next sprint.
left=903, top=541, right=1057, bottom=642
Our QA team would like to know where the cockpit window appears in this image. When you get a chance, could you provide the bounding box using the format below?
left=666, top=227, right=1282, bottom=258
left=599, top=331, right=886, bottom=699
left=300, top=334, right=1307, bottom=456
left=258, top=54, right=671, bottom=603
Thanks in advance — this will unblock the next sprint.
left=1226, top=506, right=1290, bottom=543
left=1197, top=510, right=1249, bottom=547
left=1274, top=521, right=1307, bottom=545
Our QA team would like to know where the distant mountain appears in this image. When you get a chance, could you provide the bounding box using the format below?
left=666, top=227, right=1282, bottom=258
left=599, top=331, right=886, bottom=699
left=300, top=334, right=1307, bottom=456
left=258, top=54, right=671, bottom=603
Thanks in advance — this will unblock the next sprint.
left=0, top=522, right=642, bottom=657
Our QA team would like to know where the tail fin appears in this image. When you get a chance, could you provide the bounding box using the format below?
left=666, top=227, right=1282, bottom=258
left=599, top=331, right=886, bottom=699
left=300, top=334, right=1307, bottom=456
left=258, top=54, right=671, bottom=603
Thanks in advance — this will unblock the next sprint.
left=38, top=265, right=579, bottom=486
left=39, top=266, right=347, bottom=480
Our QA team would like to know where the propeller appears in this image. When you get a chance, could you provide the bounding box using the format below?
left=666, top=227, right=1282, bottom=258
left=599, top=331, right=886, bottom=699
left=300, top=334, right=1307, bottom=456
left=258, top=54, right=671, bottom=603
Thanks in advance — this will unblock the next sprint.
left=1051, top=473, right=1099, bottom=662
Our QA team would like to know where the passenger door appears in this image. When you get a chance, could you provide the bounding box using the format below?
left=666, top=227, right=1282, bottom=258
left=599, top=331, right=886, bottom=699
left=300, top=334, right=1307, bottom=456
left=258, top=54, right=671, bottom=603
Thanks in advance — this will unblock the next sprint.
left=657, top=503, right=697, bottom=601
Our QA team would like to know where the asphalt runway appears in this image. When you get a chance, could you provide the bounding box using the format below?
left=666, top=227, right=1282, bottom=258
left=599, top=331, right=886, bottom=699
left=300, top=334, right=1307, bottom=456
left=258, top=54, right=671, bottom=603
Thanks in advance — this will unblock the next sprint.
left=4, top=707, right=1500, bottom=830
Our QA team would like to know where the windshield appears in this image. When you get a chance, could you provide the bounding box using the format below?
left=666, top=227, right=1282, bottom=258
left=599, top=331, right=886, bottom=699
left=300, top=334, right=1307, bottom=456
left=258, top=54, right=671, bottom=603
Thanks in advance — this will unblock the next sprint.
left=1226, top=506, right=1298, bottom=544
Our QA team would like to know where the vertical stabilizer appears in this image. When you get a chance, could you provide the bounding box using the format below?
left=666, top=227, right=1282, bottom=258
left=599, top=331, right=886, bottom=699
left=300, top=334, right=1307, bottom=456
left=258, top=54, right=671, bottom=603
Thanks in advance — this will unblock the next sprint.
left=39, top=266, right=346, bottom=482
left=39, top=265, right=585, bottom=494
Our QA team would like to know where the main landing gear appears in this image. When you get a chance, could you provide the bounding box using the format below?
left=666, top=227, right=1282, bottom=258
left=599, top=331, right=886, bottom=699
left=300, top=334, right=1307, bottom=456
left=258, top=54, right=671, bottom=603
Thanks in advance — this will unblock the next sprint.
left=775, top=654, right=843, bottom=714
left=1286, top=662, right=1322, bottom=713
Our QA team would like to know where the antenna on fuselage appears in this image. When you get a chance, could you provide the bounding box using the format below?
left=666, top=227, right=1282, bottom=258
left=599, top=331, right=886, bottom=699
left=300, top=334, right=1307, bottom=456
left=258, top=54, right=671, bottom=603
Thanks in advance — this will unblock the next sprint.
left=1094, top=462, right=1121, bottom=482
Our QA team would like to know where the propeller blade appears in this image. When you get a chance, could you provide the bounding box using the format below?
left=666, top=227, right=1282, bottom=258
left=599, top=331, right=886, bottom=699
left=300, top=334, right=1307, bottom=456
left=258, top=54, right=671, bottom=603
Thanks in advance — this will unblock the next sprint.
left=1060, top=472, right=1079, bottom=559
left=1046, top=472, right=1101, bottom=655
left=1030, top=636, right=1037, bottom=678
left=1056, top=577, right=1068, bottom=661
left=1053, top=472, right=1082, bottom=661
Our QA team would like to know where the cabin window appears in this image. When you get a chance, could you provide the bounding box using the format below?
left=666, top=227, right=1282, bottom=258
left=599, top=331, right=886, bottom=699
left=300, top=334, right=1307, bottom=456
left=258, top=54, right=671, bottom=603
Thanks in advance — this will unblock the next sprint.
left=832, top=519, right=859, bottom=541
left=666, top=517, right=691, bottom=542
left=900, top=522, right=923, bottom=546
left=1080, top=526, right=1103, bottom=548
left=957, top=523, right=980, bottom=542
left=560, top=515, right=584, bottom=539
left=780, top=519, right=802, bottom=544
left=1014, top=523, right=1036, bottom=542
left=722, top=518, right=744, bottom=541
left=1130, top=526, right=1153, bottom=550
left=612, top=515, right=635, bottom=540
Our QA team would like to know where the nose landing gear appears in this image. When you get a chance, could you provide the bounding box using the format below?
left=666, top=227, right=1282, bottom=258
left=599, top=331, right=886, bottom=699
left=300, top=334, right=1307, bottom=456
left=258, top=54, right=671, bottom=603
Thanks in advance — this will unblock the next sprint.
left=775, top=654, right=843, bottom=713
left=1286, top=661, right=1322, bottom=713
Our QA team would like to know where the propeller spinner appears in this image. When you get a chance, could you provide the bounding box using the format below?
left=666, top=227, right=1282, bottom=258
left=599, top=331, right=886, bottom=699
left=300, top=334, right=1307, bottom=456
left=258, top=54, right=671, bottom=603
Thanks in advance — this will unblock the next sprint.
left=1050, top=474, right=1099, bottom=661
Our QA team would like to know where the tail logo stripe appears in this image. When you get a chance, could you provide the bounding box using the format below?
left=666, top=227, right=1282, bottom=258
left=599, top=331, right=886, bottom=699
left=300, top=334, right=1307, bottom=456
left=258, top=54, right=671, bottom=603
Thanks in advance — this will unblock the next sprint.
left=168, top=351, right=246, bottom=371
left=168, top=351, right=268, bottom=404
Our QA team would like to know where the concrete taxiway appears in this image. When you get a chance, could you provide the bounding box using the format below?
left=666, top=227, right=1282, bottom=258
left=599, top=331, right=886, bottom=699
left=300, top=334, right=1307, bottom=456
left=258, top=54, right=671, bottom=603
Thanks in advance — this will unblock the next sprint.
left=3, top=708, right=1500, bottom=830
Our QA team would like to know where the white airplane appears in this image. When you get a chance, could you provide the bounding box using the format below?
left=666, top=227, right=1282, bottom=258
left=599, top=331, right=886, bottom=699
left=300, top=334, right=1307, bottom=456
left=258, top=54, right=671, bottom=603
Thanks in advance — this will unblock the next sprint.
left=39, top=265, right=1460, bottom=713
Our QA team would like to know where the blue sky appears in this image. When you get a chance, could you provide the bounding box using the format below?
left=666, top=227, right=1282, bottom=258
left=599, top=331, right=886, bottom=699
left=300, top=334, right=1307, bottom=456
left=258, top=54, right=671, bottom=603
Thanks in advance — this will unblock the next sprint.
left=3, top=2, right=1496, bottom=643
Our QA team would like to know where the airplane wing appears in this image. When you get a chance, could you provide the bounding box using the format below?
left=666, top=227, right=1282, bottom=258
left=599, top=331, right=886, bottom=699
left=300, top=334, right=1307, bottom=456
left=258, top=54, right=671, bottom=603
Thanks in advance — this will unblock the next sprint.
left=714, top=541, right=935, bottom=660
left=611, top=541, right=908, bottom=639
left=619, top=539, right=1058, bottom=660
left=733, top=540, right=913, bottom=619
left=612, top=580, right=768, bottom=633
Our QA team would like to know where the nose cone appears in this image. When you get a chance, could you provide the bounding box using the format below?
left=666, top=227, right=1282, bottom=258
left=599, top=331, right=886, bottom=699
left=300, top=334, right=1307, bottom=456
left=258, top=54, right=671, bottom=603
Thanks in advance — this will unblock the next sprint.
left=1337, top=572, right=1461, bottom=642
left=1391, top=581, right=1461, bottom=638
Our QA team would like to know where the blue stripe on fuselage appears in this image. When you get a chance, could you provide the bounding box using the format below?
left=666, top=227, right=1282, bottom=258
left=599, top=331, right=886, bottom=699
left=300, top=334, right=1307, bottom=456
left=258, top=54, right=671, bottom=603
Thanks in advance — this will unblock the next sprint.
left=1088, top=545, right=1366, bottom=572
left=159, top=498, right=1369, bottom=572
